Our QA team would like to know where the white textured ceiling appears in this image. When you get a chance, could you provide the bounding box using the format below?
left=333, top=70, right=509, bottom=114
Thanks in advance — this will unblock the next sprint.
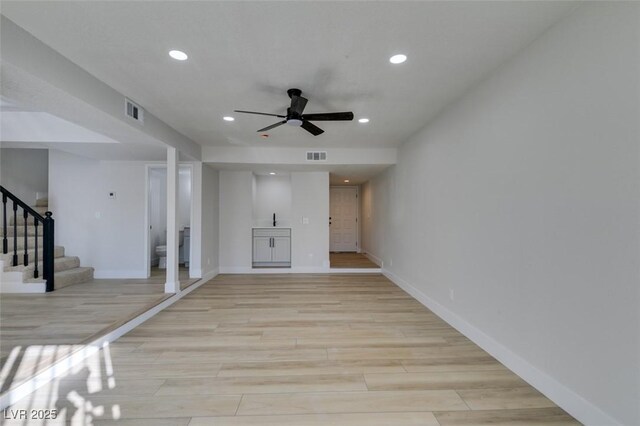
left=1, top=1, right=574, bottom=149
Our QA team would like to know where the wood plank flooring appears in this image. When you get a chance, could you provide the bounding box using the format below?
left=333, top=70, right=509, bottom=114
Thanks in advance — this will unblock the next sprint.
left=330, top=252, right=379, bottom=268
left=3, top=274, right=579, bottom=425
left=0, top=267, right=196, bottom=393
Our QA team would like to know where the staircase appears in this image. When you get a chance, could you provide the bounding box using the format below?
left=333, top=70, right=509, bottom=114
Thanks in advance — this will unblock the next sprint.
left=1, top=193, right=94, bottom=293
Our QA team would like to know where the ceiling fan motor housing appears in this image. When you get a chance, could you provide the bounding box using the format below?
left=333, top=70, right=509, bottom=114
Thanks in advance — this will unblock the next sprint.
left=287, top=88, right=302, bottom=99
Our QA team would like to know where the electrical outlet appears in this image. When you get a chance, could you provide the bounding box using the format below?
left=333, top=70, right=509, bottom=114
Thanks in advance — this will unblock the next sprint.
left=302, top=217, right=309, bottom=225
left=389, top=259, right=393, bottom=267
left=207, top=258, right=211, bottom=265
left=95, top=211, right=101, bottom=219
left=449, top=289, right=455, bottom=301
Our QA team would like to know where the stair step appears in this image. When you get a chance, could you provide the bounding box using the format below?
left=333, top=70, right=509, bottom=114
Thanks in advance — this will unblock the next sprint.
left=33, top=205, right=48, bottom=214
left=3, top=256, right=81, bottom=279
left=2, top=235, right=44, bottom=250
left=26, top=267, right=95, bottom=290
left=35, top=199, right=48, bottom=207
left=4, top=224, right=40, bottom=237
left=1, top=246, right=64, bottom=264
left=7, top=207, right=50, bottom=226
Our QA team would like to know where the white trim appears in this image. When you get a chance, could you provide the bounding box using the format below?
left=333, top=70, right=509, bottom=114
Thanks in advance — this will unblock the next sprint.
left=200, top=268, right=219, bottom=282
left=329, top=185, right=360, bottom=252
left=218, top=266, right=381, bottom=274
left=363, top=251, right=383, bottom=268
left=328, top=268, right=381, bottom=274
left=219, top=266, right=330, bottom=274
left=0, top=280, right=46, bottom=293
left=0, top=270, right=218, bottom=410
left=144, top=163, right=195, bottom=280
left=381, top=268, right=621, bottom=426
left=93, top=269, right=147, bottom=279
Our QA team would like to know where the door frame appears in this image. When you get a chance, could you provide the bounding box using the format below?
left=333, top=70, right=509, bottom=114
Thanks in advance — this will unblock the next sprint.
left=144, top=163, right=195, bottom=278
left=329, top=185, right=360, bottom=253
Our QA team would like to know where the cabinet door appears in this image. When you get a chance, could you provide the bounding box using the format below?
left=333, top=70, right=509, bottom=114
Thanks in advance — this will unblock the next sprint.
left=253, top=237, right=272, bottom=262
left=272, top=237, right=291, bottom=263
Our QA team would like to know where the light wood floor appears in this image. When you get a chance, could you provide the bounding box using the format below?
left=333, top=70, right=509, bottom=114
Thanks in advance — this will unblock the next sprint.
left=330, top=252, right=379, bottom=268
left=3, top=274, right=579, bottom=425
left=0, top=267, right=196, bottom=393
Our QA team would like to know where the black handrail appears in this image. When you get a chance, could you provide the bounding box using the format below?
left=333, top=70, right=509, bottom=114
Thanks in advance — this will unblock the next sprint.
left=1, top=185, right=55, bottom=292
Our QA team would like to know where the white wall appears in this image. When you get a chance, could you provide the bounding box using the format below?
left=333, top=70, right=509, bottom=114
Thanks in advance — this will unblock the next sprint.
left=200, top=164, right=219, bottom=277
left=291, top=172, right=330, bottom=271
left=219, top=170, right=329, bottom=272
left=50, top=150, right=203, bottom=279
left=178, top=168, right=192, bottom=231
left=252, top=174, right=292, bottom=227
left=362, top=3, right=639, bottom=425
left=49, top=150, right=148, bottom=278
left=0, top=148, right=48, bottom=204
left=219, top=170, right=253, bottom=270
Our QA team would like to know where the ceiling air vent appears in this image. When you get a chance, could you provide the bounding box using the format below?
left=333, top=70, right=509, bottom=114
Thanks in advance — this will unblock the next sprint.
left=306, top=151, right=327, bottom=161
left=125, top=98, right=144, bottom=123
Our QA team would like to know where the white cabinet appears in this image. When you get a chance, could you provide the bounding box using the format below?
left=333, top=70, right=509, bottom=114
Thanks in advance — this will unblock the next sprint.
left=252, top=228, right=291, bottom=268
left=253, top=237, right=272, bottom=263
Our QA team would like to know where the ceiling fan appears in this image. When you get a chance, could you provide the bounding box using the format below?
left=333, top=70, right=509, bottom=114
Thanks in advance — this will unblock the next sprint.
left=234, top=88, right=354, bottom=136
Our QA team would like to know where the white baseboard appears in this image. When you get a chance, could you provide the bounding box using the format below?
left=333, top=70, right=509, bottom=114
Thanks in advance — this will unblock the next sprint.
left=93, top=270, right=148, bottom=279
left=0, top=279, right=46, bottom=293
left=200, top=268, right=219, bottom=282
left=363, top=251, right=383, bottom=268
left=0, top=272, right=213, bottom=410
left=189, top=268, right=202, bottom=279
left=219, top=266, right=330, bottom=274
left=328, top=268, right=381, bottom=273
left=382, top=268, right=620, bottom=426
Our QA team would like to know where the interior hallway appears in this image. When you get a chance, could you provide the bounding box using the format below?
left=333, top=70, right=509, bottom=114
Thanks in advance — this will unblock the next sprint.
left=5, top=273, right=578, bottom=425
left=330, top=252, right=379, bottom=269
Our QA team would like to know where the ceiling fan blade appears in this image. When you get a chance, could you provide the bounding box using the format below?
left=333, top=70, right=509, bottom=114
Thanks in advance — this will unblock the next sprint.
left=290, top=95, right=308, bottom=115
left=234, top=110, right=286, bottom=118
left=257, top=121, right=286, bottom=132
left=301, top=120, right=324, bottom=136
left=301, top=112, right=354, bottom=121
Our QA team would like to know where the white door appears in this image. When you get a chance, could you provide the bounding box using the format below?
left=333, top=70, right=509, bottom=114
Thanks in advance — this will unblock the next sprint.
left=330, top=187, right=358, bottom=252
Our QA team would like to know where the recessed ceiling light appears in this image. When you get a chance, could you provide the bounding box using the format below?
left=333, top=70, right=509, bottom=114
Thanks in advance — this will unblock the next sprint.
left=358, top=118, right=370, bottom=123
left=344, top=179, right=350, bottom=183
left=269, top=172, right=276, bottom=175
left=389, top=54, right=407, bottom=64
left=223, top=116, right=235, bottom=122
left=169, top=50, right=188, bottom=61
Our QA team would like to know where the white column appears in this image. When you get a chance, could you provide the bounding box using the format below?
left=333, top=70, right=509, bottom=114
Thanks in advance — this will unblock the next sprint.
left=165, top=146, right=180, bottom=293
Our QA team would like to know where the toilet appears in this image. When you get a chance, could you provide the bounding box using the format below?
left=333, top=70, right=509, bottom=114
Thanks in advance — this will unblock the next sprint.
left=156, top=229, right=184, bottom=269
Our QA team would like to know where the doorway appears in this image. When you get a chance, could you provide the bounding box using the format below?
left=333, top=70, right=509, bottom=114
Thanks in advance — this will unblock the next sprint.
left=145, top=164, right=193, bottom=278
left=329, top=186, right=358, bottom=252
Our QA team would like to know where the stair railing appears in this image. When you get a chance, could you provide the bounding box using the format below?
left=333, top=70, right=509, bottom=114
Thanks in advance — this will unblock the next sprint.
left=1, top=185, right=55, bottom=292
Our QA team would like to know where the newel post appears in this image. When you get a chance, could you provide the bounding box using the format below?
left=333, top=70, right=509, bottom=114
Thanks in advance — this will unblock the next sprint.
left=43, top=211, right=55, bottom=292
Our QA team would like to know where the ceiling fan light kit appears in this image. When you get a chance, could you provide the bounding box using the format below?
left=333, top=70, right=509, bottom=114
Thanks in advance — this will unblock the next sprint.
left=234, top=88, right=354, bottom=136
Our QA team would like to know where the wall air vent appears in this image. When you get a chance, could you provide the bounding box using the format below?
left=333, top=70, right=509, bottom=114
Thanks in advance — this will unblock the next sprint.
left=306, top=151, right=327, bottom=161
left=125, top=98, right=144, bottom=123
